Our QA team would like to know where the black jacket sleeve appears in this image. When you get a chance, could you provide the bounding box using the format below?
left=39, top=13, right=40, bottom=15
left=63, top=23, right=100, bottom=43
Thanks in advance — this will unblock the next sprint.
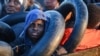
left=10, top=37, right=24, bottom=48
left=10, top=37, right=25, bottom=56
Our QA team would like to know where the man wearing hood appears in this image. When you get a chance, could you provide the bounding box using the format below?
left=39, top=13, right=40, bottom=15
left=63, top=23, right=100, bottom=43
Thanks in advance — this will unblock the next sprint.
left=10, top=9, right=47, bottom=56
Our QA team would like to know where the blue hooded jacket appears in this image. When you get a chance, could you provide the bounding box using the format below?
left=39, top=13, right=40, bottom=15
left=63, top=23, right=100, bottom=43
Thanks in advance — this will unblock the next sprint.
left=11, top=9, right=47, bottom=52
left=21, top=9, right=47, bottom=47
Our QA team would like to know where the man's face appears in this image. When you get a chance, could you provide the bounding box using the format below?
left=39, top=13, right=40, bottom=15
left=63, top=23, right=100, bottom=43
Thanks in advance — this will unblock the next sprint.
left=27, top=19, right=45, bottom=41
left=44, top=0, right=58, bottom=10
left=5, top=0, right=21, bottom=14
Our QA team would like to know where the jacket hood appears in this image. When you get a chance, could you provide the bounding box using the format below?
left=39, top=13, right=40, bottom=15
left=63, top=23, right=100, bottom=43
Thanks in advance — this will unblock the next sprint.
left=20, top=9, right=47, bottom=37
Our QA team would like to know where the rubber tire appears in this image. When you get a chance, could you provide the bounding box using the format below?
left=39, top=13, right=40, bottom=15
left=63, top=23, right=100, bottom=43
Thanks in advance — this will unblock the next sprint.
left=0, top=12, right=27, bottom=38
left=0, top=21, right=15, bottom=43
left=0, top=12, right=27, bottom=26
left=58, top=0, right=88, bottom=53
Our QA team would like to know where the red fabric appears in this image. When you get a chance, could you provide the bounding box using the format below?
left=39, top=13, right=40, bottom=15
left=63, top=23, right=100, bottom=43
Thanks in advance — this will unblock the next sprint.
left=60, top=28, right=72, bottom=45
left=60, top=28, right=100, bottom=51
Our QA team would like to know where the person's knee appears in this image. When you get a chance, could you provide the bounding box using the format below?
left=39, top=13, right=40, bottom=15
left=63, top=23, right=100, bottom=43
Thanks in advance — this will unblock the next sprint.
left=0, top=41, right=13, bottom=56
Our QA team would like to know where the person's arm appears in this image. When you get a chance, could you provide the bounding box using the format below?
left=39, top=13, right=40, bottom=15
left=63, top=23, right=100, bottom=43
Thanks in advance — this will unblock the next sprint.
left=65, top=11, right=72, bottom=22
left=10, top=37, right=24, bottom=47
left=10, top=37, right=25, bottom=56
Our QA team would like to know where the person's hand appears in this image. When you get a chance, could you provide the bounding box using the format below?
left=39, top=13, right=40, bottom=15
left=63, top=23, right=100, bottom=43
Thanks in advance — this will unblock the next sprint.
left=95, top=22, right=100, bottom=29
left=13, top=44, right=25, bottom=55
left=56, top=46, right=68, bottom=56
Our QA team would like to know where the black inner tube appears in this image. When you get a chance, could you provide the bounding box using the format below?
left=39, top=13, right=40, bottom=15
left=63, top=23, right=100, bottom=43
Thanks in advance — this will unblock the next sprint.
left=58, top=0, right=88, bottom=53
left=57, top=0, right=88, bottom=53
left=0, top=21, right=15, bottom=43
left=0, top=12, right=27, bottom=26
left=0, top=12, right=27, bottom=38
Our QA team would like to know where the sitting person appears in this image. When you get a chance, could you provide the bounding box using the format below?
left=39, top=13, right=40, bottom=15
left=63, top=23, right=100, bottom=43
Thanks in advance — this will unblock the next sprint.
left=10, top=9, right=47, bottom=56
left=10, top=9, right=67, bottom=56
left=0, top=0, right=42, bottom=18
